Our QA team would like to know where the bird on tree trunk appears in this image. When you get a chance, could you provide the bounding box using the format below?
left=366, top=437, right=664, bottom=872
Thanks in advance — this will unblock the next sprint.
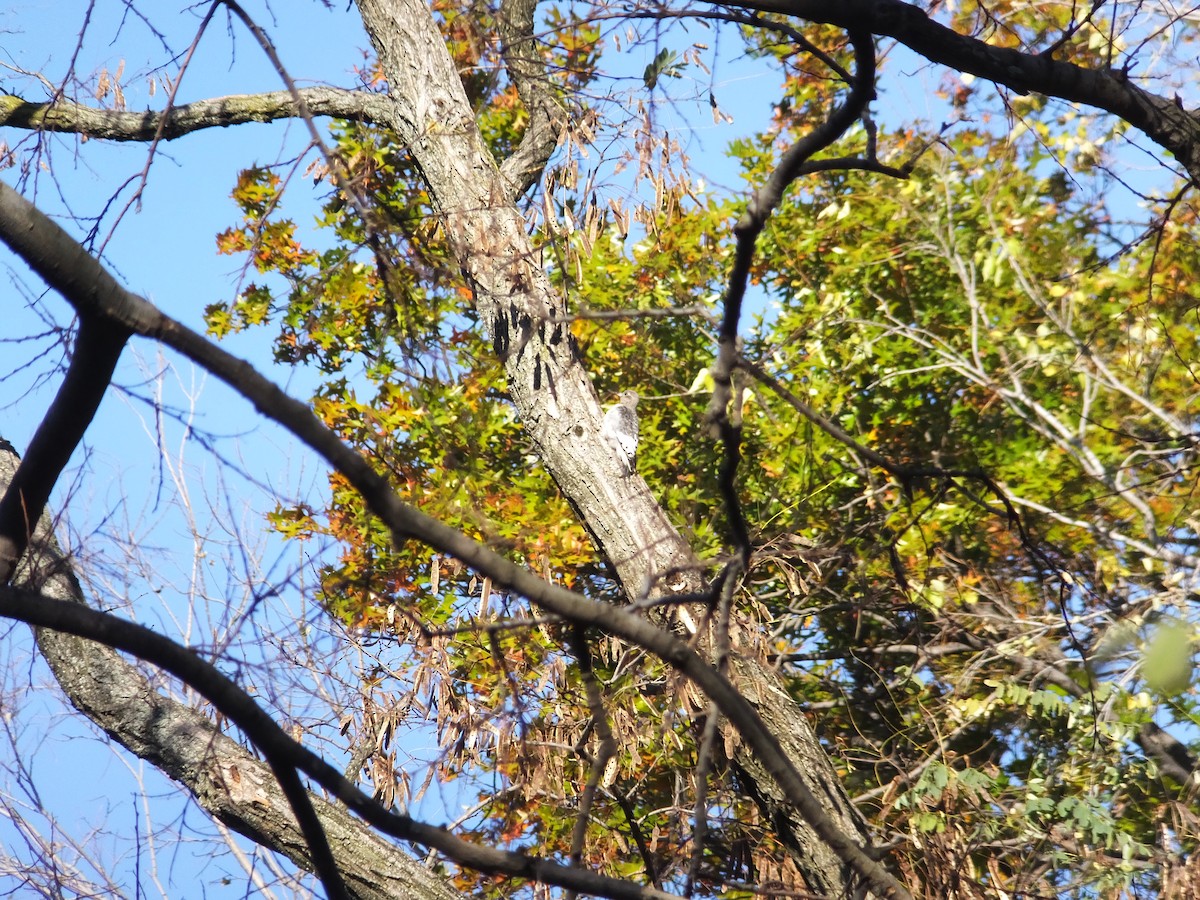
left=600, top=390, right=639, bottom=476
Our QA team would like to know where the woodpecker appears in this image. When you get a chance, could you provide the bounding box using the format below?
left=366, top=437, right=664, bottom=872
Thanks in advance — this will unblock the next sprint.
left=600, top=390, right=639, bottom=476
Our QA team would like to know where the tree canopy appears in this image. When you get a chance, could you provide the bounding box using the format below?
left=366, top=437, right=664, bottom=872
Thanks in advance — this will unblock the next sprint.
left=1, top=1, right=1199, bottom=898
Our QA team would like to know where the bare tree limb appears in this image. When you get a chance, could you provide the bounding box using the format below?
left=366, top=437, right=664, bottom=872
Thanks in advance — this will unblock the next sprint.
left=0, top=446, right=463, bottom=900
left=706, top=27, right=876, bottom=575
left=0, top=578, right=679, bottom=900
left=0, top=87, right=393, bottom=142
left=0, top=318, right=127, bottom=583
left=497, top=0, right=568, bottom=195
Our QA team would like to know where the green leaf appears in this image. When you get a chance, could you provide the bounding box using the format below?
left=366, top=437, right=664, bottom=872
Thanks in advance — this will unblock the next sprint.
left=1142, top=618, right=1193, bottom=696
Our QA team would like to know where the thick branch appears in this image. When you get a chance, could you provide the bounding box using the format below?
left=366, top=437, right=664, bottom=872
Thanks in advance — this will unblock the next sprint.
left=722, top=0, right=1200, bottom=181
left=0, top=584, right=685, bottom=900
left=497, top=0, right=567, bottom=195
left=353, top=0, right=701, bottom=608
left=0, top=317, right=127, bottom=583
left=0, top=87, right=392, bottom=142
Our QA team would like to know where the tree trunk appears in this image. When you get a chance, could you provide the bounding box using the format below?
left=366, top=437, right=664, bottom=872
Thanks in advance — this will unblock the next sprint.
left=353, top=0, right=875, bottom=893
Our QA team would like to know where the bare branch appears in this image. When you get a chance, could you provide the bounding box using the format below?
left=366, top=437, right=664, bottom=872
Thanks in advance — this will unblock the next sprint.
left=0, top=585, right=674, bottom=900
left=497, top=0, right=568, bottom=195
left=0, top=318, right=127, bottom=583
left=706, top=28, right=877, bottom=575
left=0, top=87, right=393, bottom=142
left=564, top=627, right=621, bottom=900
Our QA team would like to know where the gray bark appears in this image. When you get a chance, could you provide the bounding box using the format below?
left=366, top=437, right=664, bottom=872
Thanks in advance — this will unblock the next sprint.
left=0, top=88, right=394, bottom=141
